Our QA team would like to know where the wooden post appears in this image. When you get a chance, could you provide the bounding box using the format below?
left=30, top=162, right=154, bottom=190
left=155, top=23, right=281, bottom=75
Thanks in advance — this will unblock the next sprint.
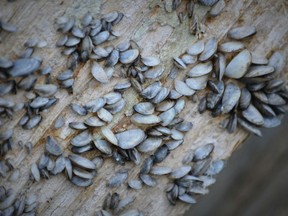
left=0, top=0, right=287, bottom=215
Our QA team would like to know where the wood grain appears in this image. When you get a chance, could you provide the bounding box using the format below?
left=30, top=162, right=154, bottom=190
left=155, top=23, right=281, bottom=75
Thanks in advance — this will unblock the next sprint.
left=0, top=0, right=287, bottom=215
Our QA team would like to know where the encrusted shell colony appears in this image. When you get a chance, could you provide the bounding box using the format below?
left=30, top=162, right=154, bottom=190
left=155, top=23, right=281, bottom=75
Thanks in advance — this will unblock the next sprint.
left=0, top=1, right=287, bottom=215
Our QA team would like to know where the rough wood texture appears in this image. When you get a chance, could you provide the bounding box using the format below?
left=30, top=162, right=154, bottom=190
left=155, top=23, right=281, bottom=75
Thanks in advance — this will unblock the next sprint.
left=0, top=0, right=287, bottom=215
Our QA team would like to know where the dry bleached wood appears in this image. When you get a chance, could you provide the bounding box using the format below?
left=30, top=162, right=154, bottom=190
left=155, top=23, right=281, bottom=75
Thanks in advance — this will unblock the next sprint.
left=0, top=0, right=287, bottom=215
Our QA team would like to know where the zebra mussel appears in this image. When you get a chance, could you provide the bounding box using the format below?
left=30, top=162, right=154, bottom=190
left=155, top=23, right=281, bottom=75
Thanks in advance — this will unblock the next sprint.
left=0, top=18, right=17, bottom=43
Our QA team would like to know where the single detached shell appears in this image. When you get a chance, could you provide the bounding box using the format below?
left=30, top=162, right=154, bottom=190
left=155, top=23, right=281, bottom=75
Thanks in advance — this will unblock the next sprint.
left=252, top=91, right=268, bottom=103
left=262, top=117, right=282, bottom=128
left=1, top=21, right=18, bottom=32
left=209, top=0, right=225, bottom=17
left=141, top=56, right=160, bottom=67
left=103, top=92, right=122, bottom=105
left=119, top=49, right=139, bottom=64
left=91, top=62, right=109, bottom=84
left=131, top=114, right=161, bottom=125
left=267, top=93, right=286, bottom=105
left=93, top=139, right=112, bottom=155
left=173, top=57, right=187, bottom=69
left=228, top=26, right=257, bottom=40
left=128, top=179, right=142, bottom=190
left=170, top=166, right=191, bottom=179
left=101, top=127, right=118, bottom=146
left=34, top=84, right=58, bottom=97
left=52, top=156, right=66, bottom=175
left=242, top=104, right=264, bottom=126
left=193, top=143, right=214, bottom=161
left=186, top=75, right=208, bottom=90
left=159, top=108, right=176, bottom=126
left=181, top=54, right=197, bottom=65
left=156, top=100, right=175, bottom=112
left=152, top=87, right=170, bottom=103
left=9, top=58, right=41, bottom=77
left=105, top=98, right=126, bottom=114
left=0, top=128, right=13, bottom=141
left=206, top=160, right=225, bottom=175
left=65, top=36, right=80, bottom=46
left=174, top=99, right=186, bottom=114
left=140, top=174, right=157, bottom=187
left=134, top=102, right=155, bottom=115
left=150, top=166, right=172, bottom=175
left=140, top=156, right=154, bottom=174
left=71, top=130, right=92, bottom=147
left=199, top=37, right=217, bottom=61
left=108, top=170, right=128, bottom=187
left=174, top=80, right=195, bottom=96
left=238, top=118, right=262, bottom=137
left=69, top=122, right=87, bottom=130
left=239, top=88, right=251, bottom=110
left=31, top=163, right=40, bottom=182
left=56, top=35, right=68, bottom=46
left=116, top=196, right=136, bottom=211
left=93, top=47, right=109, bottom=58
left=114, top=80, right=131, bottom=91
left=137, top=137, right=162, bottom=153
left=45, top=136, right=63, bottom=156
left=224, top=49, right=251, bottom=78
left=178, top=194, right=196, bottom=204
left=187, top=61, right=212, bottom=77
left=72, top=27, right=85, bottom=38
left=141, top=81, right=162, bottom=99
left=175, top=121, right=193, bottom=132
left=187, top=40, right=204, bottom=55
left=226, top=112, right=238, bottom=133
left=23, top=115, right=42, bottom=129
left=81, top=12, right=92, bottom=26
left=85, top=97, right=106, bottom=112
left=218, top=41, right=244, bottom=53
left=244, top=65, right=274, bottom=78
left=97, top=108, right=113, bottom=122
left=84, top=116, right=105, bottom=127
left=144, top=66, right=164, bottom=79
left=92, top=31, right=110, bottom=45
left=221, top=83, right=241, bottom=114
left=251, top=52, right=269, bottom=65
left=69, top=154, right=96, bottom=170
left=117, top=41, right=130, bottom=51
left=0, top=98, right=15, bottom=108
left=115, top=129, right=146, bottom=149
left=268, top=51, right=285, bottom=74
left=103, top=11, right=119, bottom=22
left=0, top=57, right=13, bottom=69
left=71, top=176, right=92, bottom=187
left=154, top=145, right=169, bottom=163
left=73, top=167, right=95, bottom=179
left=70, top=103, right=87, bottom=116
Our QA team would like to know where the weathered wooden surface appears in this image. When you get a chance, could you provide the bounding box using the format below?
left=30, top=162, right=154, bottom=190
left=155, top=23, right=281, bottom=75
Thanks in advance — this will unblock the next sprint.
left=0, top=0, right=287, bottom=215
